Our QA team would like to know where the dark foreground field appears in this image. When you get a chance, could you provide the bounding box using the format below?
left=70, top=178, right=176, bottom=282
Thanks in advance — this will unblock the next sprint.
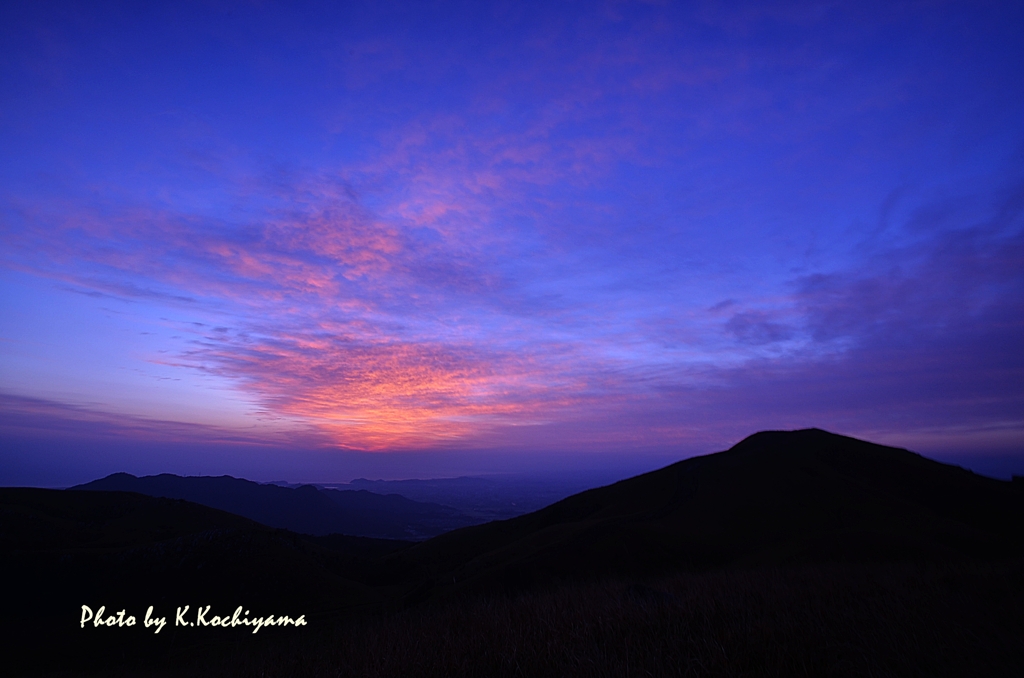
left=4, top=429, right=1023, bottom=676
left=118, top=560, right=1022, bottom=678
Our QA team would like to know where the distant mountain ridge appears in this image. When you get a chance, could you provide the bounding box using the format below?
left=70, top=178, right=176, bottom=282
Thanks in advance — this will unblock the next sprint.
left=339, top=475, right=607, bottom=520
left=72, top=472, right=480, bottom=540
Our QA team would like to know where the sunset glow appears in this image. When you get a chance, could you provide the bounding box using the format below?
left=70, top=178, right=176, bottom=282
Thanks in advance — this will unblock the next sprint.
left=2, top=0, right=1022, bottom=484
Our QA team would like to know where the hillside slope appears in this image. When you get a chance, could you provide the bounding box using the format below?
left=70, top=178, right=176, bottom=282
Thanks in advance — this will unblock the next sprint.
left=402, top=429, right=1024, bottom=591
left=4, top=429, right=1024, bottom=676
left=1, top=488, right=412, bottom=675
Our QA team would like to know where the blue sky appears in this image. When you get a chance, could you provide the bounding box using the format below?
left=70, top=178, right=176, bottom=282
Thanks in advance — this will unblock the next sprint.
left=2, top=0, right=1022, bottom=485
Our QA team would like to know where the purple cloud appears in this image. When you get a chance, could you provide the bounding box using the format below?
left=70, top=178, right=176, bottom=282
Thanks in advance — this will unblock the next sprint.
left=1, top=0, right=1021, bottom=477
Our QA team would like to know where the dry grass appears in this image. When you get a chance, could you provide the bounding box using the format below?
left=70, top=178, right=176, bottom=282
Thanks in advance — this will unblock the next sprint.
left=102, top=559, right=1024, bottom=678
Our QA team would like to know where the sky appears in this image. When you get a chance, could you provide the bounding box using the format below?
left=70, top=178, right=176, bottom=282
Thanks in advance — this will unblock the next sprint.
left=2, top=0, right=1022, bottom=486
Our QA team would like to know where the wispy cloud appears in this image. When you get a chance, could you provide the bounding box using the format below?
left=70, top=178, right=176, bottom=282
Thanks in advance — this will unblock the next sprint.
left=3, top=165, right=1021, bottom=451
left=2, top=0, right=1022, bottom=459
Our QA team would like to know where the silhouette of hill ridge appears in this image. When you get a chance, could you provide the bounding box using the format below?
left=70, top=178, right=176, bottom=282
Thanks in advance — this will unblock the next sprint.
left=1, top=486, right=260, bottom=552
left=402, top=429, right=1024, bottom=591
left=5, top=429, right=1024, bottom=676
left=73, top=472, right=479, bottom=540
left=1, top=487, right=418, bottom=675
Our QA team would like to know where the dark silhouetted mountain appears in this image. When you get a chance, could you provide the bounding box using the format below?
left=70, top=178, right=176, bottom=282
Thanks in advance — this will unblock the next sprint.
left=72, top=473, right=480, bottom=540
left=0, top=487, right=391, bottom=602
left=1, top=487, right=412, bottom=675
left=2, top=485, right=257, bottom=551
left=5, top=429, right=1024, bottom=676
left=402, top=428, right=1024, bottom=591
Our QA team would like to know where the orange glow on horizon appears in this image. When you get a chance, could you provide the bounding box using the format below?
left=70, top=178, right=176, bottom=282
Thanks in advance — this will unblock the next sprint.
left=223, top=336, right=582, bottom=451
